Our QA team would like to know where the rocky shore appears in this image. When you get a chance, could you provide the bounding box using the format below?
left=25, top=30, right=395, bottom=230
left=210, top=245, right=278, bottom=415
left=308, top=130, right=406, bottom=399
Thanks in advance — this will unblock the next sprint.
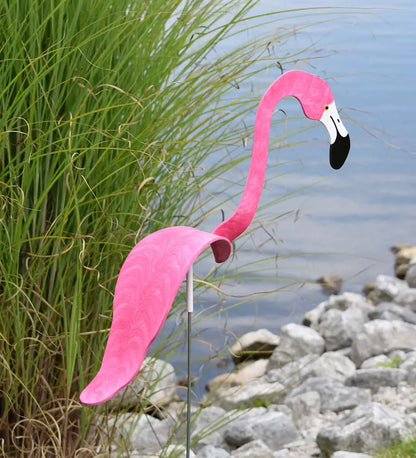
left=102, top=245, right=416, bottom=457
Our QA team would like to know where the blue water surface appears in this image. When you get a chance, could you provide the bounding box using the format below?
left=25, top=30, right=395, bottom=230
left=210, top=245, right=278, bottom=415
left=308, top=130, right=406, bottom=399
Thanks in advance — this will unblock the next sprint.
left=159, top=1, right=416, bottom=396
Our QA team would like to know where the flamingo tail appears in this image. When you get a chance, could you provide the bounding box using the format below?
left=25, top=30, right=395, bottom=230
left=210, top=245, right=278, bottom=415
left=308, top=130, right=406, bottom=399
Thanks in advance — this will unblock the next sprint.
left=80, top=226, right=231, bottom=405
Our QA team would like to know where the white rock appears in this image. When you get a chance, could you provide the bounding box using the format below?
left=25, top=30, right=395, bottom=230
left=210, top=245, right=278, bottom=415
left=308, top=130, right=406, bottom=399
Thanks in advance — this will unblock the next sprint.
left=108, top=357, right=177, bottom=410
left=286, top=377, right=371, bottom=413
left=285, top=391, right=321, bottom=431
left=405, top=258, right=416, bottom=287
left=230, top=329, right=280, bottom=363
left=267, top=355, right=318, bottom=386
left=317, top=402, right=415, bottom=455
left=331, top=452, right=373, bottom=458
left=106, top=412, right=176, bottom=454
left=206, top=379, right=285, bottom=410
left=231, top=439, right=273, bottom=458
left=345, top=368, right=407, bottom=393
left=360, top=354, right=391, bottom=369
left=350, top=319, right=416, bottom=366
left=197, top=445, right=231, bottom=457
left=311, top=352, right=356, bottom=382
left=268, top=324, right=325, bottom=367
left=226, top=411, right=299, bottom=452
left=318, top=306, right=368, bottom=351
left=206, top=359, right=268, bottom=393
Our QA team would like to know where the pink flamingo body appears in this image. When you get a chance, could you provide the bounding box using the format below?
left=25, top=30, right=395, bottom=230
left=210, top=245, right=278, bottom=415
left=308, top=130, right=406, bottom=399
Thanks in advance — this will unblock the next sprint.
left=80, top=70, right=350, bottom=405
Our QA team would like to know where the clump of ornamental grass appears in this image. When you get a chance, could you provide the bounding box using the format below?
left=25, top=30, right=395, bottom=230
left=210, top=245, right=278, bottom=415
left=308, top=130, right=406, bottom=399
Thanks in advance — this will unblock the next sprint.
left=0, top=0, right=339, bottom=455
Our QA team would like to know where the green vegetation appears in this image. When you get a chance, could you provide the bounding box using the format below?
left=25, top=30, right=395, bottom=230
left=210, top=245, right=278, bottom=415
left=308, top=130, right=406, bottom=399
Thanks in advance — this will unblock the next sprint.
left=376, top=436, right=416, bottom=458
left=0, top=0, right=332, bottom=455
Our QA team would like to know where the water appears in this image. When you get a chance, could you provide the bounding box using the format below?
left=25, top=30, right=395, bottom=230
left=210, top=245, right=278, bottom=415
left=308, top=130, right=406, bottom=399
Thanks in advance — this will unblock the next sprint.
left=158, top=1, right=416, bottom=396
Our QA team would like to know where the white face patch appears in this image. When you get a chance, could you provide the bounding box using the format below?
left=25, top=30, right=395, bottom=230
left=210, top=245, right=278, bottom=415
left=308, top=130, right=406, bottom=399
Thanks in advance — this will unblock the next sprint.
left=320, top=101, right=349, bottom=144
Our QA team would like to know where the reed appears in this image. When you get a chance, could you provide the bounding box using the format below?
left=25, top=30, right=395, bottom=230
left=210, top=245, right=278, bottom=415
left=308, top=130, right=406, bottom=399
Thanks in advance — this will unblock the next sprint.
left=0, top=0, right=332, bottom=455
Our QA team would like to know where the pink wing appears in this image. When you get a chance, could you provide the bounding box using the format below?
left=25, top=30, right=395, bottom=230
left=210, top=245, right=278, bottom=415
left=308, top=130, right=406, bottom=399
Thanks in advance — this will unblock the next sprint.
left=80, top=226, right=231, bottom=405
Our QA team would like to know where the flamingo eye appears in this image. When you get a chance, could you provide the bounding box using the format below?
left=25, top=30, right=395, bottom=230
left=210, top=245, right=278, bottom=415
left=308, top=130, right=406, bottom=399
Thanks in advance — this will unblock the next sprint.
left=324, top=105, right=329, bottom=111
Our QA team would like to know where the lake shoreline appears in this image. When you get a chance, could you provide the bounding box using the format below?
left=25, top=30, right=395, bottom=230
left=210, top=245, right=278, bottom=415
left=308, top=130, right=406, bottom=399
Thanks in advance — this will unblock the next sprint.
left=103, top=245, right=416, bottom=457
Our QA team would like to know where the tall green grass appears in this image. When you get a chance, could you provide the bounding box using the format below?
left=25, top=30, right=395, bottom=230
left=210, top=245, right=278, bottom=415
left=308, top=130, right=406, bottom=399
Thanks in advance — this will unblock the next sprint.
left=0, top=0, right=331, bottom=455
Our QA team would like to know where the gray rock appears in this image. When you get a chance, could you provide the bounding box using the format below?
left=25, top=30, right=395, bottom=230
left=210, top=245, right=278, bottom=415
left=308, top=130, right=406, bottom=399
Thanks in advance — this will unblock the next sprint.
left=331, top=452, right=373, bottom=458
left=206, top=379, right=285, bottom=410
left=239, top=411, right=299, bottom=451
left=368, top=274, right=409, bottom=304
left=310, top=352, right=356, bottom=382
left=108, top=357, right=177, bottom=410
left=303, top=300, right=327, bottom=328
left=269, top=324, right=325, bottom=367
left=405, top=259, right=416, bottom=287
left=207, top=359, right=268, bottom=393
left=368, top=301, right=416, bottom=324
left=231, top=439, right=273, bottom=458
left=317, top=274, right=343, bottom=295
left=395, top=288, right=416, bottom=311
left=230, top=329, right=280, bottom=363
left=224, top=422, right=256, bottom=447
left=345, top=368, right=407, bottom=393
left=391, top=245, right=416, bottom=279
left=318, top=306, right=368, bottom=351
left=157, top=444, right=196, bottom=457
left=286, top=377, right=371, bottom=413
left=192, top=406, right=233, bottom=451
left=350, top=319, right=416, bottom=366
left=267, top=354, right=318, bottom=387
left=324, top=293, right=373, bottom=312
left=317, top=402, right=414, bottom=455
left=197, top=445, right=231, bottom=458
left=285, top=391, right=321, bottom=431
left=360, top=354, right=391, bottom=369
left=107, top=412, right=175, bottom=454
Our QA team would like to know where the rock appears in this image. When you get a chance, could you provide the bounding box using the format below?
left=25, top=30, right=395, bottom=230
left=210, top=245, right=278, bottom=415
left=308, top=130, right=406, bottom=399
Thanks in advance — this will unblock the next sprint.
left=405, top=258, right=416, bottom=287
left=360, top=354, right=391, bottom=369
left=285, top=391, right=321, bottom=431
left=391, top=245, right=416, bottom=279
left=266, top=354, right=318, bottom=387
left=286, top=377, right=371, bottom=413
left=107, top=412, right=176, bottom=454
left=230, top=439, right=273, bottom=458
left=345, top=368, right=407, bottom=393
left=318, top=306, right=368, bottom=351
left=230, top=329, right=280, bottom=363
left=350, top=319, right=416, bottom=366
left=158, top=444, right=196, bottom=457
left=192, top=406, right=232, bottom=451
left=268, top=324, right=325, bottom=368
left=368, top=301, right=416, bottom=324
left=367, top=274, right=409, bottom=304
left=303, top=301, right=327, bottom=328
left=316, top=274, right=343, bottom=295
left=394, top=288, right=416, bottom=311
left=310, top=352, right=356, bottom=382
left=331, top=452, right=373, bottom=458
left=206, top=379, right=285, bottom=410
left=324, top=293, right=373, bottom=312
left=108, top=357, right=177, bottom=410
left=225, top=410, right=299, bottom=452
left=197, top=445, right=231, bottom=457
left=206, top=359, right=268, bottom=393
left=316, top=402, right=414, bottom=455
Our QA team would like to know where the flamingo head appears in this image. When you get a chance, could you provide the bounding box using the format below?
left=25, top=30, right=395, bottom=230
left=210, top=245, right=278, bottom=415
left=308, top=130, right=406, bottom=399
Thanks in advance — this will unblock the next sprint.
left=319, top=101, right=350, bottom=170
left=287, top=70, right=350, bottom=170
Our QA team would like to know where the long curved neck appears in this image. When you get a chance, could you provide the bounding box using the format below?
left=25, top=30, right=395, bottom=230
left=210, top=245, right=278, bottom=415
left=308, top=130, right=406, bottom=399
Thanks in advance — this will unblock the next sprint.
left=213, top=70, right=321, bottom=244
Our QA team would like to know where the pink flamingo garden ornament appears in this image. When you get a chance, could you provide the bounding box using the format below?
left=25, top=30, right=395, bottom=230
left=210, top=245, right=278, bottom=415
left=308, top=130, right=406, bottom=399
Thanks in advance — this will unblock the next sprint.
left=80, top=70, right=350, bottom=406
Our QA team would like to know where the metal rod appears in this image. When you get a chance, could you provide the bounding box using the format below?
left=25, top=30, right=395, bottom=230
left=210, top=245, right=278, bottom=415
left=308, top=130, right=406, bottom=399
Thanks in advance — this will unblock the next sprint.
left=186, top=265, right=193, bottom=458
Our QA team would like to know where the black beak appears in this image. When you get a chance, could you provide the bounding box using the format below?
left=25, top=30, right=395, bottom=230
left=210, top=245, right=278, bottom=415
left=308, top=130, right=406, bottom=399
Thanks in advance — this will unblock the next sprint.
left=330, top=132, right=350, bottom=170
